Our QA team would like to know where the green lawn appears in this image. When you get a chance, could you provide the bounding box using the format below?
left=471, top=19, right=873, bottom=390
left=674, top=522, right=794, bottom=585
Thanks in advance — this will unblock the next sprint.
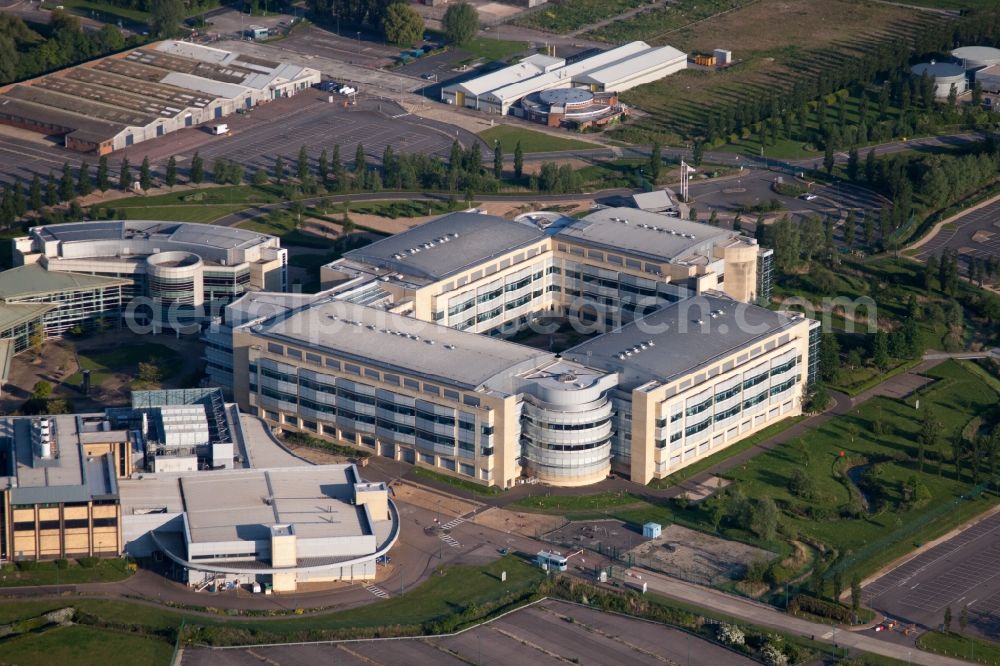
left=411, top=466, right=502, bottom=496
left=711, top=360, right=1000, bottom=581
left=457, top=36, right=530, bottom=63
left=0, top=625, right=173, bottom=666
left=649, top=416, right=807, bottom=488
left=328, top=199, right=468, bottom=219
left=0, top=559, right=131, bottom=588
left=109, top=204, right=254, bottom=224
left=717, top=137, right=820, bottom=160
left=0, top=556, right=543, bottom=648
left=65, top=342, right=182, bottom=387
left=916, top=631, right=1000, bottom=665
left=512, top=491, right=643, bottom=512
left=586, top=0, right=755, bottom=43
left=479, top=126, right=600, bottom=153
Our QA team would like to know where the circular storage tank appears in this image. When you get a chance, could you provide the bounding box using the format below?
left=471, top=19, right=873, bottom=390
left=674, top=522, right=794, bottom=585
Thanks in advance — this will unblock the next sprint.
left=952, top=46, right=1000, bottom=71
left=146, top=251, right=204, bottom=307
left=911, top=61, right=967, bottom=98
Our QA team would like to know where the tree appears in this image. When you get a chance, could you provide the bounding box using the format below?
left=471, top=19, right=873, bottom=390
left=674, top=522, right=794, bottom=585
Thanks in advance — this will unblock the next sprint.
left=833, top=571, right=844, bottom=602
left=140, top=156, right=152, bottom=191
left=151, top=0, right=185, bottom=38
left=843, top=209, right=856, bottom=247
left=850, top=575, right=861, bottom=614
left=691, top=140, right=704, bottom=167
left=442, top=2, right=478, bottom=45
left=947, top=83, right=957, bottom=107
left=382, top=3, right=424, bottom=47
left=97, top=155, right=110, bottom=192
left=273, top=155, right=286, bottom=183
left=77, top=161, right=92, bottom=197
left=823, top=143, right=835, bottom=175
left=846, top=146, right=859, bottom=181
left=253, top=167, right=268, bottom=185
left=689, top=207, right=697, bottom=221
left=708, top=209, right=719, bottom=226
left=514, top=141, right=524, bottom=179
left=749, top=497, right=779, bottom=541
left=46, top=172, right=58, bottom=207
left=973, top=81, right=983, bottom=107
left=190, top=151, right=204, bottom=184
left=493, top=141, right=503, bottom=179
left=137, top=361, right=161, bottom=385
left=944, top=605, right=952, bottom=632
left=918, top=410, right=942, bottom=474
left=354, top=143, right=366, bottom=174
left=297, top=145, right=310, bottom=181
left=788, top=467, right=815, bottom=499
left=119, top=157, right=131, bottom=191
left=960, top=605, right=968, bottom=634
left=31, top=380, right=52, bottom=400
left=0, top=35, right=17, bottom=85
left=819, top=332, right=840, bottom=383
left=60, top=162, right=75, bottom=201
left=29, top=175, right=41, bottom=212
left=864, top=148, right=876, bottom=184
left=29, top=322, right=44, bottom=358
left=648, top=141, right=662, bottom=181
left=165, top=156, right=177, bottom=187
left=318, top=148, right=329, bottom=183
left=872, top=330, right=890, bottom=371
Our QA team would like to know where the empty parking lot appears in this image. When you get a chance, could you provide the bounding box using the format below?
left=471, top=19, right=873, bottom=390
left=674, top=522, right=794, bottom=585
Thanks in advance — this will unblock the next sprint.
left=863, top=508, right=1000, bottom=638
left=0, top=92, right=481, bottom=185
left=181, top=598, right=754, bottom=666
left=914, top=196, right=1000, bottom=272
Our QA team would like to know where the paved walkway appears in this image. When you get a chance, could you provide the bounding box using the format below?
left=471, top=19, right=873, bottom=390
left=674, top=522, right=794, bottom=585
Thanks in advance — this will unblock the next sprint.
left=636, top=569, right=973, bottom=666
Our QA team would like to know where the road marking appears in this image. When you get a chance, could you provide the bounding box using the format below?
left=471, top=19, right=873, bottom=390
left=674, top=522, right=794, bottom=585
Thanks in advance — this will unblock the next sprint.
left=364, top=584, right=390, bottom=599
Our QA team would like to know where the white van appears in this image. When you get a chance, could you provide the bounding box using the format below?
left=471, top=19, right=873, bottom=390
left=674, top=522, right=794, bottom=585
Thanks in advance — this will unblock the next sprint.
left=210, top=123, right=229, bottom=135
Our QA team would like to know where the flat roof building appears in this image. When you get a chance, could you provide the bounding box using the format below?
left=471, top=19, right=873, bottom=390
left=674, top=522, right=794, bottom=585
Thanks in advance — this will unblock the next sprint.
left=207, top=206, right=811, bottom=489
left=442, top=42, right=686, bottom=116
left=122, top=464, right=398, bottom=592
left=4, top=220, right=287, bottom=340
left=0, top=40, right=320, bottom=154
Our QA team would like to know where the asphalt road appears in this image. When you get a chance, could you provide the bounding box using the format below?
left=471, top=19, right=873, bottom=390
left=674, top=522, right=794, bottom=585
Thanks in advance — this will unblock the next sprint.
left=863, top=508, right=1000, bottom=640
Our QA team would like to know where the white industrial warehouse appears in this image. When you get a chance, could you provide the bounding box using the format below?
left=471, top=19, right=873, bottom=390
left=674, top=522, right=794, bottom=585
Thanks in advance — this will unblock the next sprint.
left=0, top=40, right=320, bottom=154
left=442, top=42, right=687, bottom=116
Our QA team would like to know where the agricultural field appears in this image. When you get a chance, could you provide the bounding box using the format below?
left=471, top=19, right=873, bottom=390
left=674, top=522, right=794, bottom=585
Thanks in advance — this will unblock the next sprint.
left=607, top=0, right=948, bottom=143
left=586, top=0, right=754, bottom=43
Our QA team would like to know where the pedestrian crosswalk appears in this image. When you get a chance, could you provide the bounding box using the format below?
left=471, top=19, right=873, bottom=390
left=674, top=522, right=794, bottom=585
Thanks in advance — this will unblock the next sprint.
left=365, top=584, right=390, bottom=599
left=440, top=533, right=461, bottom=549
left=440, top=517, right=465, bottom=530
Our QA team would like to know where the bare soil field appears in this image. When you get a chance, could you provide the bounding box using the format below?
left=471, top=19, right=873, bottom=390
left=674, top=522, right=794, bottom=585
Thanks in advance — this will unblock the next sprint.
left=471, top=506, right=568, bottom=538
left=629, top=524, right=776, bottom=585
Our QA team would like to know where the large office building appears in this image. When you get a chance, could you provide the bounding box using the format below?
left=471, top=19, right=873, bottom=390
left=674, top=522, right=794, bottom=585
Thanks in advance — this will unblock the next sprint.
left=1, top=220, right=286, bottom=341
left=442, top=43, right=686, bottom=117
left=212, top=207, right=816, bottom=489
left=0, top=40, right=320, bottom=154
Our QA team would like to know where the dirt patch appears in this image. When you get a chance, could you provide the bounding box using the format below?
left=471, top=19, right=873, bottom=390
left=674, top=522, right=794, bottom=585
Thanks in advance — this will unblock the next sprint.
left=472, top=506, right=567, bottom=538
left=283, top=444, right=353, bottom=466
left=677, top=475, right=731, bottom=502
left=630, top=524, right=776, bottom=586
left=393, top=482, right=480, bottom=518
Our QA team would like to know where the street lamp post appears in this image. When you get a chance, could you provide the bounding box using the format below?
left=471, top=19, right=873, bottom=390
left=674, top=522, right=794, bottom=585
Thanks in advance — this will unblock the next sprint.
left=357, top=31, right=361, bottom=53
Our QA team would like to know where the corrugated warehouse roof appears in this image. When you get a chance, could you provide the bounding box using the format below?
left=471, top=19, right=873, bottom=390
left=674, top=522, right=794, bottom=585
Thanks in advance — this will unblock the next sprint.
left=449, top=61, right=545, bottom=97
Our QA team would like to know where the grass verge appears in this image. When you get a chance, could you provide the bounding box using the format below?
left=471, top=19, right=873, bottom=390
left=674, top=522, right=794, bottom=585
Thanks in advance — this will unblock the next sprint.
left=479, top=126, right=599, bottom=153
left=0, top=559, right=131, bottom=587
left=411, top=466, right=503, bottom=496
left=916, top=631, right=1000, bottom=665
